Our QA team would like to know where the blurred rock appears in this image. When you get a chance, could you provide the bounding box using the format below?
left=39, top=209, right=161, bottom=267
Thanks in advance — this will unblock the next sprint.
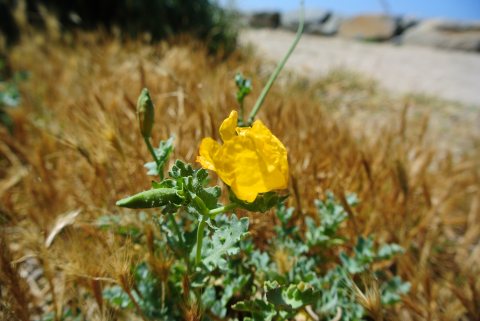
left=338, top=14, right=397, bottom=41
left=281, top=9, right=336, bottom=35
left=390, top=16, right=419, bottom=44
left=396, top=16, right=419, bottom=34
left=249, top=12, right=281, bottom=29
left=402, top=19, right=480, bottom=52
left=309, top=12, right=343, bottom=36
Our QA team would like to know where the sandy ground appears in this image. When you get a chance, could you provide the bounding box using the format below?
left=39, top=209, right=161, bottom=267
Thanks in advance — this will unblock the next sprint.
left=240, top=29, right=480, bottom=107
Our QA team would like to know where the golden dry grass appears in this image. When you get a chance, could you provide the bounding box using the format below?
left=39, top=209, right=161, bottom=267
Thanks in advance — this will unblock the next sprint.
left=0, top=27, right=479, bottom=320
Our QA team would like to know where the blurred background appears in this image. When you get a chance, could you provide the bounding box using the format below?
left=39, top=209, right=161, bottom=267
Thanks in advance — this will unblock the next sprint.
left=221, top=0, right=480, bottom=106
left=3, top=0, right=478, bottom=104
left=221, top=0, right=480, bottom=21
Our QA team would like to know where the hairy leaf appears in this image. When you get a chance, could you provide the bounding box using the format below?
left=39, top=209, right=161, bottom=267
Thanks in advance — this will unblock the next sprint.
left=265, top=281, right=322, bottom=310
left=202, top=215, right=249, bottom=270
left=145, top=136, right=175, bottom=177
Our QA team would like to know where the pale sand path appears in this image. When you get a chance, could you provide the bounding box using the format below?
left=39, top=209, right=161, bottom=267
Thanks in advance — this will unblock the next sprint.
left=240, top=29, right=480, bottom=107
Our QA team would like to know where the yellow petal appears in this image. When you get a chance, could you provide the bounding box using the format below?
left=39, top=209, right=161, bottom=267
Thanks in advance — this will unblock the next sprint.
left=221, top=136, right=268, bottom=202
left=197, top=111, right=289, bottom=203
left=247, top=120, right=289, bottom=190
left=196, top=137, right=220, bottom=171
left=219, top=110, right=238, bottom=142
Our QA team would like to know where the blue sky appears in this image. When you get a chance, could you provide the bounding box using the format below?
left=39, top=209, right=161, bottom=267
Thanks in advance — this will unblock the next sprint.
left=219, top=0, right=480, bottom=21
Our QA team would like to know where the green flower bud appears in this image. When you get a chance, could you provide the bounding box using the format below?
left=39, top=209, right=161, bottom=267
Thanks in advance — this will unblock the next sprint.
left=136, top=88, right=155, bottom=138
left=116, top=188, right=182, bottom=209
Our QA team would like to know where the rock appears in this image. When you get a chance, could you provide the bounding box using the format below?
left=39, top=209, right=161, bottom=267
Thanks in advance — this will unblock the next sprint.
left=402, top=19, right=480, bottom=52
left=281, top=9, right=340, bottom=35
left=308, top=12, right=343, bottom=36
left=248, top=12, right=281, bottom=29
left=338, top=14, right=397, bottom=41
left=390, top=16, right=419, bottom=44
left=396, top=16, right=419, bottom=34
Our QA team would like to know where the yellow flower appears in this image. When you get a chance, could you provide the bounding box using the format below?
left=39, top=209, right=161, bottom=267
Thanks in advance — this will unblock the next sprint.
left=197, top=111, right=288, bottom=202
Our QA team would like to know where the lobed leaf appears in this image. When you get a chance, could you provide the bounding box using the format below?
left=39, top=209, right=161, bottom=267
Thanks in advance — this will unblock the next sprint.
left=202, top=214, right=249, bottom=270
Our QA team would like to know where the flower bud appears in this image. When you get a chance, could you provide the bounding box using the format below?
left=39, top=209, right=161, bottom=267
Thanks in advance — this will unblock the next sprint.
left=116, top=188, right=182, bottom=209
left=136, top=88, right=155, bottom=138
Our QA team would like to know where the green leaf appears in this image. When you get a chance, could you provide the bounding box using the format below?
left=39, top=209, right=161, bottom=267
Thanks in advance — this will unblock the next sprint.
left=185, top=168, right=221, bottom=210
left=339, top=236, right=375, bottom=274
left=232, top=299, right=276, bottom=321
left=304, top=193, right=350, bottom=248
left=202, top=215, right=249, bottom=270
left=377, top=243, right=404, bottom=260
left=0, top=82, right=21, bottom=107
left=339, top=237, right=406, bottom=274
left=315, top=193, right=349, bottom=234
left=103, top=285, right=133, bottom=309
left=276, top=202, right=294, bottom=225
left=250, top=250, right=270, bottom=271
left=230, top=191, right=287, bottom=213
left=167, top=160, right=221, bottom=216
left=265, top=281, right=322, bottom=310
left=235, top=73, right=252, bottom=105
left=144, top=136, right=175, bottom=177
left=221, top=274, right=250, bottom=306
left=169, top=159, right=195, bottom=179
left=380, top=276, right=410, bottom=305
left=152, top=179, right=176, bottom=189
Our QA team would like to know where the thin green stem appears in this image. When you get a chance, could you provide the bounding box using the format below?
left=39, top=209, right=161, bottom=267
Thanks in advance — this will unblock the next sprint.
left=247, top=1, right=305, bottom=125
left=238, top=102, right=245, bottom=126
left=194, top=204, right=237, bottom=266
left=208, top=203, right=237, bottom=218
left=195, top=217, right=207, bottom=266
left=144, top=136, right=160, bottom=166
left=144, top=136, right=164, bottom=179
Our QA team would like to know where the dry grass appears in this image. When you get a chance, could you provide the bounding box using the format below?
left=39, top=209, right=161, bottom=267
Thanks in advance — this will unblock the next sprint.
left=0, top=24, right=479, bottom=321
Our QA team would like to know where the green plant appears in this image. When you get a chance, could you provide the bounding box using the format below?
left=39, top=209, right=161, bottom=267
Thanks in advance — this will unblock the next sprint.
left=108, top=164, right=409, bottom=320
left=106, top=7, right=409, bottom=319
left=0, top=59, right=27, bottom=133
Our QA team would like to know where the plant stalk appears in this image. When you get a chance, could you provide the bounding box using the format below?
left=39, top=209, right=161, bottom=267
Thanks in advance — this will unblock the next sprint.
left=208, top=203, right=237, bottom=217
left=247, top=1, right=304, bottom=125
left=239, top=102, right=245, bottom=126
left=144, top=136, right=160, bottom=166
left=195, top=216, right=207, bottom=266
left=144, top=136, right=165, bottom=178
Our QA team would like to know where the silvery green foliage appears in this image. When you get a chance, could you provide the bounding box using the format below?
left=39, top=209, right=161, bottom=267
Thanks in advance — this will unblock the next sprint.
left=118, top=159, right=221, bottom=215
left=144, top=136, right=175, bottom=177
left=107, top=188, right=409, bottom=320
left=202, top=215, right=249, bottom=271
left=109, top=137, right=409, bottom=320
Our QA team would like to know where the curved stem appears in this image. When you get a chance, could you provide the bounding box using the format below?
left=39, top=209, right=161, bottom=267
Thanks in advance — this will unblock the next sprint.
left=208, top=203, right=237, bottom=218
left=144, top=136, right=163, bottom=178
left=238, top=101, right=245, bottom=126
left=195, top=217, right=207, bottom=266
left=247, top=1, right=305, bottom=125
left=195, top=203, right=237, bottom=266
left=144, top=136, right=160, bottom=164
